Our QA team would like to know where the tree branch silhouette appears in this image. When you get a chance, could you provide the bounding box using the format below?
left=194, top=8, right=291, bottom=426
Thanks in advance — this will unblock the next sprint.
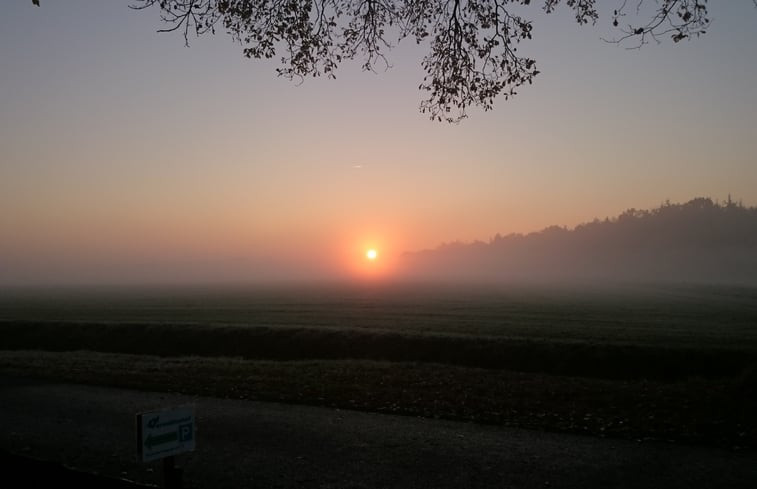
left=60, top=1, right=754, bottom=122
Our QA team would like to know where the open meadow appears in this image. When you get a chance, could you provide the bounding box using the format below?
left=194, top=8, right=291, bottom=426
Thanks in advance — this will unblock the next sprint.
left=1, top=283, right=756, bottom=449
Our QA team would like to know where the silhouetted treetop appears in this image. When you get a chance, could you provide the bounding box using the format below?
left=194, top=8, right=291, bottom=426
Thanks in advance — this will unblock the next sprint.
left=496, top=197, right=757, bottom=246
left=403, top=198, right=757, bottom=284
left=100, top=1, right=756, bottom=122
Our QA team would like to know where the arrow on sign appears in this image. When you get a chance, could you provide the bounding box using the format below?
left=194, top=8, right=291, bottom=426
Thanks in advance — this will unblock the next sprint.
left=144, top=431, right=178, bottom=450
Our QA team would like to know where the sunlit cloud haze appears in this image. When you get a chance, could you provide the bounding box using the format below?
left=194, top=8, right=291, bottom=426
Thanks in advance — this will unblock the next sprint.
left=1, top=1, right=756, bottom=284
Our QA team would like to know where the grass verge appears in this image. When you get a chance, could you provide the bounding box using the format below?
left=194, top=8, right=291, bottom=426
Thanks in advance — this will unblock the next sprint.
left=1, top=350, right=755, bottom=450
left=2, top=320, right=756, bottom=380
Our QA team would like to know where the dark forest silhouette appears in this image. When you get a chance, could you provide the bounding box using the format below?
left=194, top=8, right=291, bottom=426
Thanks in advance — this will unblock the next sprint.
left=401, top=197, right=757, bottom=284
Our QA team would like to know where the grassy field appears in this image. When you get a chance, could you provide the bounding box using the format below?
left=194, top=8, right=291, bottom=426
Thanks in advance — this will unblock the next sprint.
left=1, top=283, right=756, bottom=447
left=2, top=283, right=757, bottom=346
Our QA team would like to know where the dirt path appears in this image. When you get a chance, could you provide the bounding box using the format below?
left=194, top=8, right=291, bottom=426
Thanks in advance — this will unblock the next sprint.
left=1, top=376, right=755, bottom=489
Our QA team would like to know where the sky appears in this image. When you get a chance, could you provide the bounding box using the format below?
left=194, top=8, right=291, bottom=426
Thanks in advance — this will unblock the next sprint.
left=1, top=1, right=756, bottom=284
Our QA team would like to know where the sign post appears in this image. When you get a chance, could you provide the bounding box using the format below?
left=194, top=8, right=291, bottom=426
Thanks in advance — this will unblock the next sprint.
left=136, top=406, right=196, bottom=489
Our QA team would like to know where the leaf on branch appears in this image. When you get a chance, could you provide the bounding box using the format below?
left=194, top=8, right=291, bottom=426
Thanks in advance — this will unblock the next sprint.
left=131, top=0, right=718, bottom=122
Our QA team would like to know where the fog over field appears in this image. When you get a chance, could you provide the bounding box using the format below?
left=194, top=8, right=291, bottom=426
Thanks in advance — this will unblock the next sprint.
left=399, top=198, right=757, bottom=286
left=4, top=197, right=755, bottom=287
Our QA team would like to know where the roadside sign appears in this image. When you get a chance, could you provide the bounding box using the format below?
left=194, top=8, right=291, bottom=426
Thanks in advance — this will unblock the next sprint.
left=136, top=406, right=196, bottom=463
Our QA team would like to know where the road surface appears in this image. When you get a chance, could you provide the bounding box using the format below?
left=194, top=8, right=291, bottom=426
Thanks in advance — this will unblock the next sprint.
left=1, top=377, right=755, bottom=488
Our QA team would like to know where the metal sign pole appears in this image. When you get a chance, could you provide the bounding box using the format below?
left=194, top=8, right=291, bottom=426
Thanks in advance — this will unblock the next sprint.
left=162, top=455, right=183, bottom=489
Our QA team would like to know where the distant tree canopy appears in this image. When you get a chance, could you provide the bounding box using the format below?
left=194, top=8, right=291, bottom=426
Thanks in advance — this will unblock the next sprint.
left=35, top=1, right=756, bottom=122
left=404, top=197, right=757, bottom=284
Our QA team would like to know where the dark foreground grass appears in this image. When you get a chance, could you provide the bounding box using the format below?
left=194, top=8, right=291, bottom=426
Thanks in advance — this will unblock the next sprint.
left=2, top=350, right=755, bottom=450
left=2, top=320, right=756, bottom=381
left=0, top=450, right=148, bottom=489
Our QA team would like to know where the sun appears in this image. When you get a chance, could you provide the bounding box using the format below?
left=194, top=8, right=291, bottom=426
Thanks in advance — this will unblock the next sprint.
left=366, top=249, right=378, bottom=261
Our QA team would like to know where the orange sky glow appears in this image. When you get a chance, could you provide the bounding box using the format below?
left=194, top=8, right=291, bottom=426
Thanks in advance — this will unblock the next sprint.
left=1, top=2, right=756, bottom=285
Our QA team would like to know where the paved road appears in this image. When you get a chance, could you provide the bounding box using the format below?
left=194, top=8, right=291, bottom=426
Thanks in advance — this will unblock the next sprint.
left=1, top=377, right=755, bottom=489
